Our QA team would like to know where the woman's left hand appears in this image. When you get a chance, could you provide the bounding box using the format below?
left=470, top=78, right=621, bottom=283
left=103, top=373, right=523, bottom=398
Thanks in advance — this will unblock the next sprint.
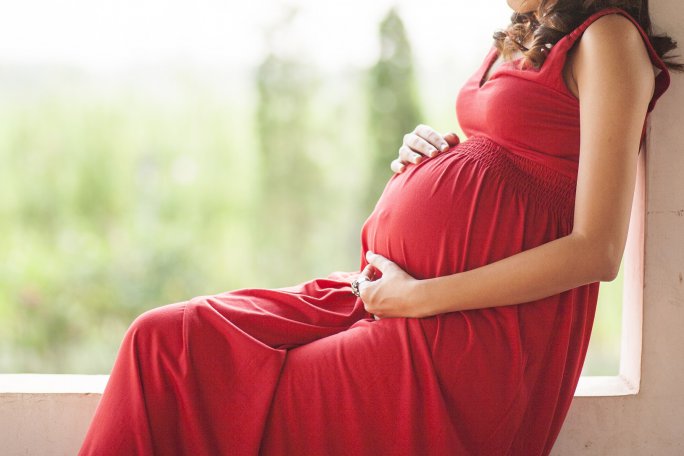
left=356, top=251, right=428, bottom=319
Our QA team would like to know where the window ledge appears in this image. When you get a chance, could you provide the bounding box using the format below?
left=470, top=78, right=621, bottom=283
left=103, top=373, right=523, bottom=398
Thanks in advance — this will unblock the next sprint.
left=0, top=374, right=108, bottom=394
left=0, top=373, right=636, bottom=397
left=575, top=374, right=638, bottom=397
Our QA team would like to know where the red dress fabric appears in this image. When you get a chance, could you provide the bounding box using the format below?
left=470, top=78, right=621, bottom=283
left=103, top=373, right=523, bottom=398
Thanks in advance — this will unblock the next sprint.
left=79, top=8, right=670, bottom=456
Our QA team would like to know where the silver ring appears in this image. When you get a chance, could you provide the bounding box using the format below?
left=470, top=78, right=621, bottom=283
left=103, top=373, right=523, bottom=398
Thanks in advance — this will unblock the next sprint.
left=351, top=277, right=371, bottom=298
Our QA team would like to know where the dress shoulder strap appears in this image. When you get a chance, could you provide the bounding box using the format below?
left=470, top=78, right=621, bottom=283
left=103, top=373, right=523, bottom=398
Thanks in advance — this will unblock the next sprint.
left=543, top=7, right=671, bottom=113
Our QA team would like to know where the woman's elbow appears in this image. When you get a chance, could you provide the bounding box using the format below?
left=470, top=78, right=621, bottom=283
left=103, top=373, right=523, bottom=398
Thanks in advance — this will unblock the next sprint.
left=598, top=243, right=624, bottom=282
left=571, top=232, right=622, bottom=282
left=599, top=259, right=621, bottom=282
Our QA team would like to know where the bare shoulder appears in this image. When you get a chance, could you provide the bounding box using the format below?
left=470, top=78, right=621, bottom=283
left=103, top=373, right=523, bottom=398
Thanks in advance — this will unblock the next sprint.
left=580, top=13, right=649, bottom=54
left=570, top=12, right=655, bottom=98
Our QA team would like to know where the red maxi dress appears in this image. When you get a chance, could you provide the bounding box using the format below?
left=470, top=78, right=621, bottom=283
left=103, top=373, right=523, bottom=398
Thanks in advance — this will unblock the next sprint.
left=79, top=8, right=670, bottom=456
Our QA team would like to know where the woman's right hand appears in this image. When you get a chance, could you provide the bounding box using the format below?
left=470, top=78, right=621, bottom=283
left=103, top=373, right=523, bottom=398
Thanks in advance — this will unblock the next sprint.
left=390, top=125, right=461, bottom=174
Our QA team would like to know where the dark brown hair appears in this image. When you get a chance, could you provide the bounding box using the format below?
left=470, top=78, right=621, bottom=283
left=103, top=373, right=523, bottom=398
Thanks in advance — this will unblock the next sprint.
left=493, top=0, right=684, bottom=71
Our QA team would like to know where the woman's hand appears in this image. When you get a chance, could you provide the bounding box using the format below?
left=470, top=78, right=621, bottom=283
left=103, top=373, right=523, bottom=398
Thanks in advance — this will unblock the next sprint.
left=356, top=251, right=429, bottom=319
left=390, top=124, right=461, bottom=174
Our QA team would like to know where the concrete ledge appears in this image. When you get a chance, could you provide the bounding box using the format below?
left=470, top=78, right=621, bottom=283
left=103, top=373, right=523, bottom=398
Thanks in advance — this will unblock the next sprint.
left=0, top=388, right=103, bottom=456
left=0, top=373, right=638, bottom=456
left=0, top=374, right=108, bottom=394
left=575, top=375, right=638, bottom=397
left=0, top=373, right=632, bottom=397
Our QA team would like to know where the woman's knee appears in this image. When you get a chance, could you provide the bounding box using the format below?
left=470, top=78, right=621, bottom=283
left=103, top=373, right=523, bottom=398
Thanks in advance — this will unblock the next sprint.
left=125, top=302, right=187, bottom=345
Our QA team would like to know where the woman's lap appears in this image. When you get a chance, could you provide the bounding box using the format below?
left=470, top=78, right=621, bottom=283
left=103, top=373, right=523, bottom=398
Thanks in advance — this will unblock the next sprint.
left=83, top=276, right=500, bottom=455
left=258, top=316, right=466, bottom=455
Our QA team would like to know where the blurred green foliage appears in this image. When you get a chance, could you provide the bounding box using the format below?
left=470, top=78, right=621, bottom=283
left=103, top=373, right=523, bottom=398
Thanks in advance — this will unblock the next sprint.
left=583, top=264, right=624, bottom=376
left=0, top=9, right=621, bottom=375
left=254, top=51, right=325, bottom=283
left=0, top=68, right=379, bottom=372
left=364, top=7, right=423, bottom=214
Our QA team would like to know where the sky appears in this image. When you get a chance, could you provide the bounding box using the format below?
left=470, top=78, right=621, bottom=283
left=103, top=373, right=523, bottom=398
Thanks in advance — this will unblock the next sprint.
left=0, top=0, right=512, bottom=72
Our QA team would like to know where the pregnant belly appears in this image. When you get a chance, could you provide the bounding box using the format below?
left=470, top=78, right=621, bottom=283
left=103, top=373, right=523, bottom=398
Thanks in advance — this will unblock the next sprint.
left=358, top=136, right=576, bottom=280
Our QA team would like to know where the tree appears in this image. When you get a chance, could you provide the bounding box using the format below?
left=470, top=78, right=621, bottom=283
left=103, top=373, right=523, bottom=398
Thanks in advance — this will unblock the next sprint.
left=253, top=8, right=323, bottom=286
left=364, top=7, right=423, bottom=214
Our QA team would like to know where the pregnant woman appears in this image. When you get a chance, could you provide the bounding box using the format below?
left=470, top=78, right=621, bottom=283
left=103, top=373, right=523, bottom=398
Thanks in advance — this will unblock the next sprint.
left=80, top=1, right=678, bottom=455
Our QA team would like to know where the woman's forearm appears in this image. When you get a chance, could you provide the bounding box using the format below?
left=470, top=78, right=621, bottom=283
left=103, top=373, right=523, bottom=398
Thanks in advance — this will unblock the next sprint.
left=415, top=232, right=615, bottom=316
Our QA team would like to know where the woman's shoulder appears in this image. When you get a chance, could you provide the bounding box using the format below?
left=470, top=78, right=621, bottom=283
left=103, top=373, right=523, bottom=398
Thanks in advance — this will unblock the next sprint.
left=565, top=8, right=671, bottom=113
left=577, top=11, right=649, bottom=55
left=570, top=11, right=656, bottom=86
left=556, top=11, right=654, bottom=102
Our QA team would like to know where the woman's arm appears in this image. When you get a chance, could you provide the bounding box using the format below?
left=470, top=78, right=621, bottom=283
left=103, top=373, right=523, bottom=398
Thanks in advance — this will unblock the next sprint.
left=359, top=14, right=656, bottom=319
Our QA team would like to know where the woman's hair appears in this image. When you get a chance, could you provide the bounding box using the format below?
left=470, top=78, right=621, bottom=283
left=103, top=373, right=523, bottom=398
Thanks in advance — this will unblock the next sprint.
left=493, top=0, right=684, bottom=71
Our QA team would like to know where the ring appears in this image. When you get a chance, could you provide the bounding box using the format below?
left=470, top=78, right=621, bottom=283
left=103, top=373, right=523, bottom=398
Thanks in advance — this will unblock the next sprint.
left=351, top=277, right=371, bottom=298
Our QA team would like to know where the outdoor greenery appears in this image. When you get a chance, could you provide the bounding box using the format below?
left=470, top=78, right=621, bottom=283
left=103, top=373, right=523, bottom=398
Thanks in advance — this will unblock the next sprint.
left=0, top=9, right=621, bottom=375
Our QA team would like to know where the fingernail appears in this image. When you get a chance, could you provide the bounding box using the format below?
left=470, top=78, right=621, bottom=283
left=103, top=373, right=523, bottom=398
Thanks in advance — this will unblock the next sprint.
left=428, top=149, right=438, bottom=157
left=412, top=153, right=421, bottom=161
left=440, top=143, right=448, bottom=151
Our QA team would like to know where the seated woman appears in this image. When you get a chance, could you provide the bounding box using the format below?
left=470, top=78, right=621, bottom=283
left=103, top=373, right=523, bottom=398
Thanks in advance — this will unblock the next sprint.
left=79, top=1, right=679, bottom=455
